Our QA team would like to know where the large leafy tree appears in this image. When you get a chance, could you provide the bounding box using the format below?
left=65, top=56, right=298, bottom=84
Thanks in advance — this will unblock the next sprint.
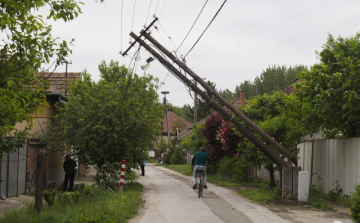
left=0, top=0, right=83, bottom=157
left=295, top=33, right=360, bottom=138
left=237, top=92, right=311, bottom=188
left=46, top=60, right=163, bottom=168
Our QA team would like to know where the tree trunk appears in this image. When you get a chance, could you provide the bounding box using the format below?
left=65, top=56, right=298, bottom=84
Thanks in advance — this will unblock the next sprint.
left=35, top=148, right=45, bottom=214
left=267, top=164, right=276, bottom=189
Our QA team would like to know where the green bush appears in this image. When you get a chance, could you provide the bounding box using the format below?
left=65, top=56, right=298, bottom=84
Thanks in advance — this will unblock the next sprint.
left=43, top=189, right=57, bottom=206
left=170, top=148, right=185, bottom=164
left=351, top=185, right=360, bottom=222
left=95, top=162, right=122, bottom=191
left=218, top=156, right=247, bottom=181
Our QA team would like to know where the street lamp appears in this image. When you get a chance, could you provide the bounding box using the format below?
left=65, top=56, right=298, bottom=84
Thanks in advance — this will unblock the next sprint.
left=161, top=91, right=170, bottom=143
left=141, top=57, right=154, bottom=71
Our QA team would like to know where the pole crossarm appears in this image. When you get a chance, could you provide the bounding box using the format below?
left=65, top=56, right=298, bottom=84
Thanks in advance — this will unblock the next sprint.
left=130, top=32, right=288, bottom=167
left=139, top=30, right=297, bottom=166
left=121, top=17, right=158, bottom=56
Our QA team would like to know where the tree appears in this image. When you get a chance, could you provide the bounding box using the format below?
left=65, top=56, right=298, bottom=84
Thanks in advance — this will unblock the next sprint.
left=295, top=33, right=360, bottom=138
left=0, top=0, right=83, bottom=157
left=46, top=60, right=163, bottom=168
left=181, top=124, right=206, bottom=155
left=237, top=91, right=311, bottom=188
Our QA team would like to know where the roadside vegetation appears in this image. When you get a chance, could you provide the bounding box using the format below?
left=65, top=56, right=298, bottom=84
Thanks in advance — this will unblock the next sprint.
left=1, top=167, right=142, bottom=223
left=0, top=183, right=142, bottom=223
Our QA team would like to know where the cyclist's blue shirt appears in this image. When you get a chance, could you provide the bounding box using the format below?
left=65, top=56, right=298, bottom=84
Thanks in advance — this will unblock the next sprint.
left=191, top=151, right=211, bottom=166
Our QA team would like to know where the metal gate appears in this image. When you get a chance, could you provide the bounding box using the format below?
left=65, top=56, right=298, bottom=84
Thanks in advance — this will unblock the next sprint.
left=0, top=143, right=27, bottom=198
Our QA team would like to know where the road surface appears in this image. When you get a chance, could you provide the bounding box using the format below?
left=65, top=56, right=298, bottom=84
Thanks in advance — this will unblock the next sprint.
left=129, top=164, right=290, bottom=223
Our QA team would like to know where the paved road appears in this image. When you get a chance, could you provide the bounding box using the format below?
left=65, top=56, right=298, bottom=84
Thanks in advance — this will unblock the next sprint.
left=129, top=164, right=290, bottom=223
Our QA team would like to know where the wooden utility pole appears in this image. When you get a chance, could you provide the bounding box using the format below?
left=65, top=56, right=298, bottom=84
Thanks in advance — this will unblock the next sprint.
left=139, top=30, right=297, bottom=166
left=35, top=148, right=45, bottom=214
left=194, top=81, right=197, bottom=124
left=130, top=31, right=287, bottom=167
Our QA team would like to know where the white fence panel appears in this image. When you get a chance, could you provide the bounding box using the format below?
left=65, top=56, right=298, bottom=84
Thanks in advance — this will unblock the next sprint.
left=299, top=137, right=360, bottom=196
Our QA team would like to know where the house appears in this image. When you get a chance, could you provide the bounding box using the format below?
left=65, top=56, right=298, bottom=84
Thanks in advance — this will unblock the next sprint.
left=0, top=72, right=82, bottom=198
left=150, top=109, right=193, bottom=159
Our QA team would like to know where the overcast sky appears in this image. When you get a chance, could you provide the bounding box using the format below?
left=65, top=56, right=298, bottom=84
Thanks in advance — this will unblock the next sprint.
left=39, top=0, right=360, bottom=107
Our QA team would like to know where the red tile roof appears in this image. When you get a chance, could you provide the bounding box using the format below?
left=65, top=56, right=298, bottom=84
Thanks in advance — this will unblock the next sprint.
left=160, top=111, right=193, bottom=136
left=39, top=72, right=82, bottom=96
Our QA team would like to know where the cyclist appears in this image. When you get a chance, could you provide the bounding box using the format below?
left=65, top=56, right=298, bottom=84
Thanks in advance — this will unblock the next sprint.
left=191, top=147, right=211, bottom=189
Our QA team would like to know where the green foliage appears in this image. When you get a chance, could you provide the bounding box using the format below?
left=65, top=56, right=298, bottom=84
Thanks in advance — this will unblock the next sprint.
left=351, top=185, right=360, bottom=222
left=236, top=91, right=311, bottom=186
left=0, top=0, right=84, bottom=157
left=328, top=180, right=343, bottom=202
left=95, top=162, right=121, bottom=191
left=295, top=32, right=360, bottom=138
left=43, top=189, right=57, bottom=206
left=238, top=188, right=273, bottom=203
left=46, top=61, right=163, bottom=168
left=180, top=124, right=206, bottom=155
left=0, top=184, right=142, bottom=223
left=170, top=148, right=185, bottom=164
left=235, top=64, right=306, bottom=100
left=218, top=156, right=247, bottom=181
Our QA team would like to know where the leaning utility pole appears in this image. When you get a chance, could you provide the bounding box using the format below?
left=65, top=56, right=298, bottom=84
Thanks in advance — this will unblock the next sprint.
left=193, top=81, right=197, bottom=124
left=139, top=30, right=297, bottom=166
left=123, top=18, right=300, bottom=197
left=129, top=31, right=287, bottom=167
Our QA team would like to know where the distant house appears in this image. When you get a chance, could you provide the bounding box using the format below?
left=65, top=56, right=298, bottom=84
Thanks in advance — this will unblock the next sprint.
left=150, top=109, right=193, bottom=159
left=0, top=72, right=82, bottom=198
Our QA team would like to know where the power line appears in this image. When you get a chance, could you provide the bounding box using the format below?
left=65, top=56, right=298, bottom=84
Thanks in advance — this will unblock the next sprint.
left=157, top=21, right=177, bottom=50
left=154, top=0, right=160, bottom=16
left=176, top=0, right=208, bottom=53
left=121, top=0, right=123, bottom=52
left=184, top=0, right=227, bottom=58
left=159, top=0, right=167, bottom=19
left=144, top=0, right=153, bottom=27
left=130, top=0, right=137, bottom=41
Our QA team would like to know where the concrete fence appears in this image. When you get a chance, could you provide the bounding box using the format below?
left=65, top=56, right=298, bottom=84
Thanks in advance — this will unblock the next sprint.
left=298, top=137, right=360, bottom=196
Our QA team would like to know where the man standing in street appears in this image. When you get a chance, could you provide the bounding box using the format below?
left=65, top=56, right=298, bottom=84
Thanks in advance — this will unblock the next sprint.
left=191, top=147, right=211, bottom=189
left=63, top=155, right=77, bottom=191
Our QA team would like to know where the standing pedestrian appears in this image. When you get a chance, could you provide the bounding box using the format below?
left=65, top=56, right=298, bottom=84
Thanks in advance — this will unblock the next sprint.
left=140, top=160, right=146, bottom=176
left=63, top=155, right=77, bottom=191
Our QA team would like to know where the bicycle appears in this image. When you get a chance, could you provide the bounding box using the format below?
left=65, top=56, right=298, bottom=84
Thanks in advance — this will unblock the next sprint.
left=196, top=169, right=203, bottom=198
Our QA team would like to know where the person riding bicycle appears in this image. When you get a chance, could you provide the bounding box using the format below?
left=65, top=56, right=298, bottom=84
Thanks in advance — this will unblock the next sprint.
left=191, top=147, right=211, bottom=189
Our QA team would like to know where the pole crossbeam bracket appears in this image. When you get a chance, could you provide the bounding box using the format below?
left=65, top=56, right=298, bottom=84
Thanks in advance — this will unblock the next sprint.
left=121, top=17, right=158, bottom=57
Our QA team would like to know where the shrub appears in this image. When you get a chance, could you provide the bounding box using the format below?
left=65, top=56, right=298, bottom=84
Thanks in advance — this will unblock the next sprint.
left=43, top=189, right=57, bottom=206
left=95, top=162, right=122, bottom=191
left=351, top=185, right=360, bottom=222
left=218, top=156, right=247, bottom=181
left=170, top=148, right=184, bottom=164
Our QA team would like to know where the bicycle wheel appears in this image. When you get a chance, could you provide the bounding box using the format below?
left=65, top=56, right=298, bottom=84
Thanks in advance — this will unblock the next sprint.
left=198, top=177, right=202, bottom=198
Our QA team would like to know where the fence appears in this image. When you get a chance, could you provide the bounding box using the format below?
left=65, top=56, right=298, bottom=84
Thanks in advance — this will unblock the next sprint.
left=298, top=137, right=360, bottom=196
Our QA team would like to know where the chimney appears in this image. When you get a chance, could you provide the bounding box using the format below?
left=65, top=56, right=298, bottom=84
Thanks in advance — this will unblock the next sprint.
left=237, top=91, right=245, bottom=106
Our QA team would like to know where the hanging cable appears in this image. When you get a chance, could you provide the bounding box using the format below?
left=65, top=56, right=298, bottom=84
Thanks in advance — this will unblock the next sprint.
left=121, top=0, right=123, bottom=52
left=176, top=0, right=208, bottom=53
left=159, top=0, right=167, bottom=19
left=154, top=0, right=160, bottom=16
left=184, top=0, right=227, bottom=58
left=144, top=0, right=153, bottom=26
left=130, top=0, right=137, bottom=41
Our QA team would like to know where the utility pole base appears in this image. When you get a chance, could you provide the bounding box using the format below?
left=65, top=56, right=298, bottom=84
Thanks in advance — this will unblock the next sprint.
left=282, top=167, right=301, bottom=198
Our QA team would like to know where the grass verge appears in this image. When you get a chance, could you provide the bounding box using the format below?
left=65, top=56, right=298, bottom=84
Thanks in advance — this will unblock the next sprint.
left=0, top=182, right=143, bottom=223
left=238, top=188, right=273, bottom=203
left=160, top=164, right=261, bottom=187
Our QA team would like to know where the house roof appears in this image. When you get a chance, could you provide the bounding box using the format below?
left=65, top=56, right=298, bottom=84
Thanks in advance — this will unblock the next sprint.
left=283, top=79, right=304, bottom=95
left=160, top=110, right=193, bottom=136
left=38, top=72, right=82, bottom=96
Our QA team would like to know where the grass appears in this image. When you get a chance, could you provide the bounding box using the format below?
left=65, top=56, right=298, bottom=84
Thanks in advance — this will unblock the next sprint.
left=146, top=158, right=158, bottom=164
left=0, top=182, right=143, bottom=223
left=160, top=164, right=193, bottom=176
left=160, top=164, right=261, bottom=187
left=238, top=188, right=273, bottom=203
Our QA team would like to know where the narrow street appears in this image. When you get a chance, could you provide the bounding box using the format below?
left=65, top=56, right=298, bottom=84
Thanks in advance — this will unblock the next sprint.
left=129, top=164, right=290, bottom=223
